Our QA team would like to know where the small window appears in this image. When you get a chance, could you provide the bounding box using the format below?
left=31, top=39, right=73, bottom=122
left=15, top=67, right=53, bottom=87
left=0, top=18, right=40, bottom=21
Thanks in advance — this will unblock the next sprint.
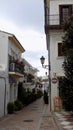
left=58, top=43, right=63, bottom=56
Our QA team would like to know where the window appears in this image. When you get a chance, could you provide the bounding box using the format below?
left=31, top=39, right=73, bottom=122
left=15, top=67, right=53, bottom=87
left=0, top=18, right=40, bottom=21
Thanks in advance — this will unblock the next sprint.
left=59, top=5, right=72, bottom=24
left=58, top=43, right=63, bottom=56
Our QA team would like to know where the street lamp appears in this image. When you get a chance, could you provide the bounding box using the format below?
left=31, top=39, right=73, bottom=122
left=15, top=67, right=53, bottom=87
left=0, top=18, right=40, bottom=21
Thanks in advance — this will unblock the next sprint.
left=40, top=56, right=49, bottom=69
left=40, top=55, right=51, bottom=111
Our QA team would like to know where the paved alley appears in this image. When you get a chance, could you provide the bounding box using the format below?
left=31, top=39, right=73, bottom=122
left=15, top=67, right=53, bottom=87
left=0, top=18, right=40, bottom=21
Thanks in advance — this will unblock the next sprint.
left=54, top=111, right=73, bottom=130
left=0, top=97, right=58, bottom=130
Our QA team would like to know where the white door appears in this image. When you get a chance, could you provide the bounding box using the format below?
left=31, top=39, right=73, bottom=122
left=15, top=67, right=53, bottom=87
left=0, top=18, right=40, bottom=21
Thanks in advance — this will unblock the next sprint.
left=0, top=78, right=5, bottom=117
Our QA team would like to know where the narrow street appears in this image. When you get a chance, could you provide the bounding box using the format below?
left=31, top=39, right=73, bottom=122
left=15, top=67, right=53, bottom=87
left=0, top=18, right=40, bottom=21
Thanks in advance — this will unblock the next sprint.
left=0, top=97, right=58, bottom=130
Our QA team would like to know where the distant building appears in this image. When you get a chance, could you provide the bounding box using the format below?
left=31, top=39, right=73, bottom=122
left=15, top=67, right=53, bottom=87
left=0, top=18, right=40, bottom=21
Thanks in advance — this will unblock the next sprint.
left=22, top=58, right=39, bottom=91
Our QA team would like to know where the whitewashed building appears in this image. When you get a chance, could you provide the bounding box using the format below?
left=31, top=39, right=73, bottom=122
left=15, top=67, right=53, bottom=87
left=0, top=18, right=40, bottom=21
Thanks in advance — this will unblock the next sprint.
left=0, top=30, right=25, bottom=116
left=23, top=58, right=39, bottom=91
left=44, top=0, right=73, bottom=110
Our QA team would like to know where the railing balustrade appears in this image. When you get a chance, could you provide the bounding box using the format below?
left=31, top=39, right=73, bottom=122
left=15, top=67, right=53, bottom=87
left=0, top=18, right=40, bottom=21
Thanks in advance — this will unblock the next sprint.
left=9, top=62, right=24, bottom=74
left=45, top=14, right=71, bottom=26
left=45, top=14, right=59, bottom=25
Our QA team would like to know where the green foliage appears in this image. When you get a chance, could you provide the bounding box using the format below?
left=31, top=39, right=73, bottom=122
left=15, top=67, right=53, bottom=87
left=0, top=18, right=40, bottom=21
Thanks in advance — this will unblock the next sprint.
left=62, top=15, right=73, bottom=32
left=37, top=90, right=43, bottom=98
left=18, top=82, right=28, bottom=104
left=62, top=15, right=73, bottom=82
left=60, top=15, right=73, bottom=111
left=7, top=102, right=14, bottom=114
left=14, top=100, right=23, bottom=111
left=18, top=82, right=43, bottom=106
left=59, top=78, right=73, bottom=111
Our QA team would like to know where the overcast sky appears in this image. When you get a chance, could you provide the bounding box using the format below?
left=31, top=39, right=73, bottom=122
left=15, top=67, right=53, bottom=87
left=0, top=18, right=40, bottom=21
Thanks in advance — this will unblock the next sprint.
left=0, top=0, right=48, bottom=76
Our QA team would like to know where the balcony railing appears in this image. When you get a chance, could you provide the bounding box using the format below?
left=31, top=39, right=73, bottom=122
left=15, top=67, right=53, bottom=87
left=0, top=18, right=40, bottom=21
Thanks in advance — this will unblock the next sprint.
left=45, top=14, right=60, bottom=26
left=9, top=62, right=24, bottom=74
left=45, top=14, right=72, bottom=32
left=8, top=55, right=24, bottom=74
left=45, top=14, right=71, bottom=27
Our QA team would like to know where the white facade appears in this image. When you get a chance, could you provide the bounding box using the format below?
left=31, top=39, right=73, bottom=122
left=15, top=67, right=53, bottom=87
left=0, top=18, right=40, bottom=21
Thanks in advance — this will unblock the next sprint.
left=44, top=0, right=73, bottom=110
left=0, top=31, right=25, bottom=116
left=50, top=32, right=64, bottom=75
left=22, top=58, right=38, bottom=91
left=23, top=58, right=38, bottom=76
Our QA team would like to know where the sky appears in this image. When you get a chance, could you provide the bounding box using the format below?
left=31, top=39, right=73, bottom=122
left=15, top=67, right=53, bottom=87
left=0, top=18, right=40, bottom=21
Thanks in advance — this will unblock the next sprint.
left=0, top=0, right=48, bottom=76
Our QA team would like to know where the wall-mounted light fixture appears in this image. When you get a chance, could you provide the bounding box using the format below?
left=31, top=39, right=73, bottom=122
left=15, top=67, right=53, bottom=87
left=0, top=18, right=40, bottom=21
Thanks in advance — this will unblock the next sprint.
left=40, top=55, right=51, bottom=111
left=40, top=56, right=49, bottom=69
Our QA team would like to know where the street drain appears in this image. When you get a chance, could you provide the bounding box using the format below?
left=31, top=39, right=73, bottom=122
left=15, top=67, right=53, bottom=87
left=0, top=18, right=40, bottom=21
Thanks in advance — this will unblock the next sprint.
left=42, top=115, right=51, bottom=117
left=23, top=120, right=34, bottom=122
left=31, top=108, right=38, bottom=111
left=33, top=106, right=38, bottom=108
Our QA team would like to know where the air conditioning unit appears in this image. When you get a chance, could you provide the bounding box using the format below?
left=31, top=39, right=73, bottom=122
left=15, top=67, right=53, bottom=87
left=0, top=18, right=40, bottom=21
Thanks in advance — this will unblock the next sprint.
left=10, top=63, right=15, bottom=71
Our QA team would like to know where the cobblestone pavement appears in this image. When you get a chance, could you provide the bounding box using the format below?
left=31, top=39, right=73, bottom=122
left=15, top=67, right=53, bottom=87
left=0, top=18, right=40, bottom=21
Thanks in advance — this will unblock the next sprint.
left=54, top=111, right=73, bottom=130
left=0, top=97, right=58, bottom=130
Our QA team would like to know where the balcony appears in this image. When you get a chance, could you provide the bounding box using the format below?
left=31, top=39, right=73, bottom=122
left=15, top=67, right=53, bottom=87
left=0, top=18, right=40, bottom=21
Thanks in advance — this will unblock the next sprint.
left=9, top=62, right=24, bottom=78
left=45, top=14, right=65, bottom=33
left=8, top=55, right=24, bottom=78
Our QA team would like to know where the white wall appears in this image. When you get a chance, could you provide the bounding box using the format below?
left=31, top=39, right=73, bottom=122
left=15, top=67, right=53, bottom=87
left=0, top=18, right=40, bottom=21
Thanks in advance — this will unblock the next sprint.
left=8, top=39, right=21, bottom=60
left=0, top=32, right=8, bottom=72
left=0, top=31, right=23, bottom=116
left=23, top=83, right=35, bottom=91
left=48, top=31, right=64, bottom=110
left=49, top=0, right=73, bottom=25
left=50, top=0, right=73, bottom=15
left=50, top=31, right=64, bottom=76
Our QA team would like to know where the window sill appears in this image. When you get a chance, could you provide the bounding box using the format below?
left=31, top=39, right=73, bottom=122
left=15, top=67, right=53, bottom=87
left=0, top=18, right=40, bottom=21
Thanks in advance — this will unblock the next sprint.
left=56, top=56, right=64, bottom=59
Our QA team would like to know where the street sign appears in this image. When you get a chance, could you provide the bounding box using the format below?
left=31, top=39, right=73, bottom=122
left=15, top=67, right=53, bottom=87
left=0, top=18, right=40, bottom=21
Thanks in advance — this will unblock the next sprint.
left=51, top=77, right=57, bottom=84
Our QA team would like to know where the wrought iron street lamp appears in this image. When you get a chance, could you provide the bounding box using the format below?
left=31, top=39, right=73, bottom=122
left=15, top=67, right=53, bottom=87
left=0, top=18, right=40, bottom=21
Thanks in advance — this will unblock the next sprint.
left=40, top=55, right=51, bottom=111
left=40, top=56, right=49, bottom=69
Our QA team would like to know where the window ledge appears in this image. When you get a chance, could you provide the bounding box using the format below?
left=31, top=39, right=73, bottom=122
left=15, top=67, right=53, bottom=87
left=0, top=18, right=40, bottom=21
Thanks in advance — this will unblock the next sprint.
left=56, top=56, right=64, bottom=59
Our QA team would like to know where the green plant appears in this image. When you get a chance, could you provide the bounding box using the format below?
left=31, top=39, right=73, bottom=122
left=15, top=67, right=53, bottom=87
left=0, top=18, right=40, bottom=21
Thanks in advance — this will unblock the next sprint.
left=14, top=100, right=23, bottom=111
left=60, top=15, right=73, bottom=111
left=18, top=82, right=28, bottom=104
left=7, top=102, right=14, bottom=114
left=59, top=77, right=73, bottom=111
left=37, top=90, right=43, bottom=98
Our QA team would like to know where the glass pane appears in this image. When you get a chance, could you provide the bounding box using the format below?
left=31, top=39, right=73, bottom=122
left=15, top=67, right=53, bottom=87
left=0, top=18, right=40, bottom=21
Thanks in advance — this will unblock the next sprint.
left=62, top=7, right=69, bottom=21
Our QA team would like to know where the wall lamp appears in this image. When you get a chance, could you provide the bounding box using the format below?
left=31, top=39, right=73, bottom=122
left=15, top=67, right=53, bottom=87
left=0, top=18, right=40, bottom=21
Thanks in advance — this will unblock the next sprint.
left=40, top=56, right=49, bottom=69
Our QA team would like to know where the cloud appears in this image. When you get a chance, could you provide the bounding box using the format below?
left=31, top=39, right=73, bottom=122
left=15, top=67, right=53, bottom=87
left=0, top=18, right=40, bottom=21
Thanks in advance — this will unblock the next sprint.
left=0, top=0, right=48, bottom=76
left=23, top=50, right=48, bottom=70
left=0, top=0, right=44, bottom=33
left=0, top=18, right=46, bottom=52
left=17, top=30, right=46, bottom=51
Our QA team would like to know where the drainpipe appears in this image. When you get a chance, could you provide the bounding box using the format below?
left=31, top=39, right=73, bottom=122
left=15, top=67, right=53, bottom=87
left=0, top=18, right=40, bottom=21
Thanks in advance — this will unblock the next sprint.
left=47, top=33, right=51, bottom=111
left=48, top=34, right=51, bottom=111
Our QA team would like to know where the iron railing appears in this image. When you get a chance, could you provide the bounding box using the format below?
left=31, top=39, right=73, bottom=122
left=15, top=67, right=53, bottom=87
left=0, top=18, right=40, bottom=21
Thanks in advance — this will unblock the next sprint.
left=45, top=14, right=70, bottom=26
left=8, top=55, right=24, bottom=74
